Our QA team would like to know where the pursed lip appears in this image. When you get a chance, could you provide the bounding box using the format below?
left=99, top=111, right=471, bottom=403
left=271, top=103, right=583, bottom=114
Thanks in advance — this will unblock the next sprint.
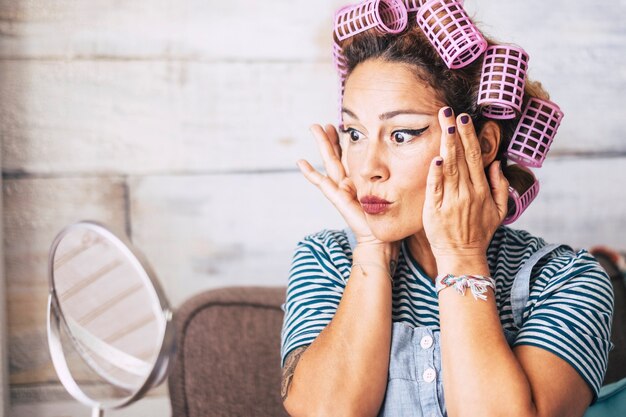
left=360, top=195, right=392, bottom=215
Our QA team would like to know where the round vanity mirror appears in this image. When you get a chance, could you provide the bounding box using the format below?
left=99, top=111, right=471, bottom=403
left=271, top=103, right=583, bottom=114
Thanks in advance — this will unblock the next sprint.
left=46, top=221, right=175, bottom=416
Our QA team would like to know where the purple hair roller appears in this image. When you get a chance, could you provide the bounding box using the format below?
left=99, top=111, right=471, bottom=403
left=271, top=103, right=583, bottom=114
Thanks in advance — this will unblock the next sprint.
left=416, top=0, right=487, bottom=69
left=334, top=0, right=408, bottom=41
left=478, top=45, right=529, bottom=119
left=503, top=174, right=540, bottom=225
left=505, top=98, right=564, bottom=168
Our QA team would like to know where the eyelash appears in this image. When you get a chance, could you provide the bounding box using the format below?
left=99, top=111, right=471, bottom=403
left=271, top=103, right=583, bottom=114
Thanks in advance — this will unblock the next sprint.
left=341, top=126, right=430, bottom=144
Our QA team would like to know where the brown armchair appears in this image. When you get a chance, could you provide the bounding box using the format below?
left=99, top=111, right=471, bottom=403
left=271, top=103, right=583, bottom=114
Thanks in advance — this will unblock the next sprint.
left=168, top=286, right=290, bottom=417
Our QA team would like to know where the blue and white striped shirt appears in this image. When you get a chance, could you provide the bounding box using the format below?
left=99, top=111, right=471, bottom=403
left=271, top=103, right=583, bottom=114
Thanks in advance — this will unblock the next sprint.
left=280, top=225, right=614, bottom=398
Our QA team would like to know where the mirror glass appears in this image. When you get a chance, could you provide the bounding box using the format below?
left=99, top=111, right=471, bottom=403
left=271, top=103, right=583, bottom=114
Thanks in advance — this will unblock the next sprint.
left=47, top=221, right=174, bottom=415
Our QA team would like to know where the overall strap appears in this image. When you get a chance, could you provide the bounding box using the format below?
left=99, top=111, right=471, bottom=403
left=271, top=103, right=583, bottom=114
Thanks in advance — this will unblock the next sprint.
left=511, top=243, right=566, bottom=329
left=344, top=228, right=357, bottom=253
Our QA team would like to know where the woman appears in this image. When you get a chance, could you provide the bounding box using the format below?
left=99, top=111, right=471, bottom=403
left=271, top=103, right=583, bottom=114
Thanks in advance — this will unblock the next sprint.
left=280, top=2, right=614, bottom=416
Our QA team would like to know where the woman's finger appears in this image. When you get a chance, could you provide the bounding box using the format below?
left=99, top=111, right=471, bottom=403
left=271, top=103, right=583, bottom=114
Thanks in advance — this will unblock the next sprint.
left=438, top=107, right=469, bottom=193
left=310, top=124, right=346, bottom=184
left=488, top=161, right=510, bottom=221
left=425, top=156, right=445, bottom=210
left=297, top=159, right=368, bottom=233
left=456, top=114, right=490, bottom=195
left=297, top=159, right=346, bottom=207
left=324, top=124, right=342, bottom=160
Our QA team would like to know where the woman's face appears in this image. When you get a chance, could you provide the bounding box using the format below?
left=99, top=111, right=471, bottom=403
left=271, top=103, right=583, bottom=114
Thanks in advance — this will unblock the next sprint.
left=341, top=58, right=445, bottom=242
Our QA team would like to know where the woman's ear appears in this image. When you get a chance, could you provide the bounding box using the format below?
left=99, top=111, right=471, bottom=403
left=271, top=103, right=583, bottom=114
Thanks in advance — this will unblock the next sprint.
left=478, top=121, right=501, bottom=167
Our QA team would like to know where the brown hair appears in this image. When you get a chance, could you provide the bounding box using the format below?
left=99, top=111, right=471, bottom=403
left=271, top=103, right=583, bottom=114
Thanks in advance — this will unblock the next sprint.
left=337, top=21, right=545, bottom=215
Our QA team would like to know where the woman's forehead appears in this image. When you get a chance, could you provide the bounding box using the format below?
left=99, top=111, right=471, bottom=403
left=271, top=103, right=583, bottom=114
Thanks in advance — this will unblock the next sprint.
left=343, top=59, right=443, bottom=116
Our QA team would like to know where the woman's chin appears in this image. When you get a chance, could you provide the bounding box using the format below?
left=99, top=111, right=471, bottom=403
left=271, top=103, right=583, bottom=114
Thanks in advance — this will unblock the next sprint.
left=368, top=220, right=418, bottom=243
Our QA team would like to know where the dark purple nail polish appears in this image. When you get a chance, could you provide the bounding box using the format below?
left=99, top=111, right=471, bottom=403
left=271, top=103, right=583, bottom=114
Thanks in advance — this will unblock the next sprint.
left=444, top=107, right=453, bottom=118
left=436, top=159, right=443, bottom=166
left=448, top=126, right=456, bottom=135
left=461, top=115, right=470, bottom=125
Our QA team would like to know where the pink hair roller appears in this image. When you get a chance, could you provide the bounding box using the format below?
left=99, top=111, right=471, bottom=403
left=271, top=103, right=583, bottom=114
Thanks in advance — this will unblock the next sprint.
left=338, top=77, right=346, bottom=126
left=403, top=0, right=424, bottom=12
left=503, top=174, right=540, bottom=225
left=478, top=45, right=529, bottom=119
left=333, top=40, right=349, bottom=77
left=505, top=98, right=564, bottom=168
left=334, top=0, right=408, bottom=41
left=333, top=39, right=348, bottom=125
left=403, top=0, right=463, bottom=12
left=416, top=0, right=487, bottom=69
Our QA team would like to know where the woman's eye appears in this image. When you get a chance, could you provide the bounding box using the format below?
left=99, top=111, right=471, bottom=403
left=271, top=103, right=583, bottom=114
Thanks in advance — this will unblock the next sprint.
left=393, top=132, right=410, bottom=144
left=391, top=127, right=429, bottom=144
left=343, top=128, right=363, bottom=142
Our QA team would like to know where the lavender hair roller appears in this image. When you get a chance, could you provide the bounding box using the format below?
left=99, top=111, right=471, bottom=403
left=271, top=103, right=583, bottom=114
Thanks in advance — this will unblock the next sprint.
left=505, top=98, right=564, bottom=168
left=334, top=0, right=408, bottom=41
left=416, top=0, right=487, bottom=69
left=503, top=174, right=540, bottom=225
left=478, top=45, right=529, bottom=119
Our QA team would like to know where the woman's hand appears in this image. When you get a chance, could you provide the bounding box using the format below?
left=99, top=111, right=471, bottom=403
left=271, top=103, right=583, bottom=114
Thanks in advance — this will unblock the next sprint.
left=422, top=108, right=510, bottom=268
left=297, top=124, right=384, bottom=247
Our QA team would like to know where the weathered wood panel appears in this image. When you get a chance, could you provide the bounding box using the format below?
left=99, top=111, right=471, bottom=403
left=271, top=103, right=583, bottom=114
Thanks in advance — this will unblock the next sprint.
left=1, top=57, right=624, bottom=177
left=515, top=156, right=626, bottom=251
left=129, top=171, right=346, bottom=306
left=11, top=392, right=169, bottom=417
left=0, top=0, right=341, bottom=60
left=0, top=0, right=623, bottom=66
left=0, top=61, right=336, bottom=175
left=3, top=177, right=127, bottom=389
left=0, top=131, right=7, bottom=416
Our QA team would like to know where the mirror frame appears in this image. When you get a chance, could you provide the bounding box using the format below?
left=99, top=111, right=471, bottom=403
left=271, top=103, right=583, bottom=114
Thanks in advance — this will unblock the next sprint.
left=46, top=221, right=176, bottom=413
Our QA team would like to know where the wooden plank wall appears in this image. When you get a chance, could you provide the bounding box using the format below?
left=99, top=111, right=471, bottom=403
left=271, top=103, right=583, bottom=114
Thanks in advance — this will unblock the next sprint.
left=1, top=0, right=624, bottom=415
left=0, top=109, right=7, bottom=417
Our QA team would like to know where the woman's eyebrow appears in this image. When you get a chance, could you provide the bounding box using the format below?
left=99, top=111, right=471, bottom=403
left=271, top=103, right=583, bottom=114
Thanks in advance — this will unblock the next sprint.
left=379, top=110, right=431, bottom=120
left=341, top=108, right=359, bottom=120
left=341, top=108, right=431, bottom=121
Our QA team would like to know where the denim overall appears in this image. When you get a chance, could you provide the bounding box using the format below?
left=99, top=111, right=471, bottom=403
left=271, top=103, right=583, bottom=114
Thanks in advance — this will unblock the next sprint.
left=345, top=230, right=566, bottom=416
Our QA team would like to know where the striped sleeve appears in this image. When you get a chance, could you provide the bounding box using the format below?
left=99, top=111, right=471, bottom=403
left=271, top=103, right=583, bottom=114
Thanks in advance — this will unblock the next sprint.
left=280, top=230, right=351, bottom=367
left=514, top=249, right=614, bottom=401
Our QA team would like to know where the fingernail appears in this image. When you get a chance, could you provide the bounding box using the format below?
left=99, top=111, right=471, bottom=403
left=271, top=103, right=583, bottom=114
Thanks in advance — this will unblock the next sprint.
left=436, top=158, right=443, bottom=166
left=444, top=107, right=453, bottom=118
left=447, top=126, right=456, bottom=135
left=460, top=115, right=470, bottom=125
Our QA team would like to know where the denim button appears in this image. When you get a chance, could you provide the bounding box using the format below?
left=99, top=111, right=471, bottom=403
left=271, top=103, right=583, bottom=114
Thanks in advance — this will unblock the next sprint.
left=420, top=335, right=433, bottom=349
left=423, top=367, right=436, bottom=383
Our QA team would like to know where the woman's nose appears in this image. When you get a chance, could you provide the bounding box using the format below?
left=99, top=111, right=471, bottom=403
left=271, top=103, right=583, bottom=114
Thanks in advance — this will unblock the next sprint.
left=358, top=140, right=390, bottom=182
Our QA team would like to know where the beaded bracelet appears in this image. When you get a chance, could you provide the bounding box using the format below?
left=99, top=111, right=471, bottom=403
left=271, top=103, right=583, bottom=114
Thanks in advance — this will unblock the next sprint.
left=435, top=274, right=496, bottom=301
left=352, top=262, right=394, bottom=284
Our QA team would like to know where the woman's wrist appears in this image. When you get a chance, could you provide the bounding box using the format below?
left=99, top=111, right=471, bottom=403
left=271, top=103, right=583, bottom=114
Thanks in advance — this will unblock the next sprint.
left=435, top=254, right=490, bottom=277
left=353, top=242, right=397, bottom=272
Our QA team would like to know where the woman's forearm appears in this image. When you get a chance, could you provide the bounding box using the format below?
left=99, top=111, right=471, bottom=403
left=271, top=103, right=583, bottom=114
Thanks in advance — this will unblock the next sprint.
left=437, top=257, right=536, bottom=417
left=284, top=244, right=394, bottom=417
